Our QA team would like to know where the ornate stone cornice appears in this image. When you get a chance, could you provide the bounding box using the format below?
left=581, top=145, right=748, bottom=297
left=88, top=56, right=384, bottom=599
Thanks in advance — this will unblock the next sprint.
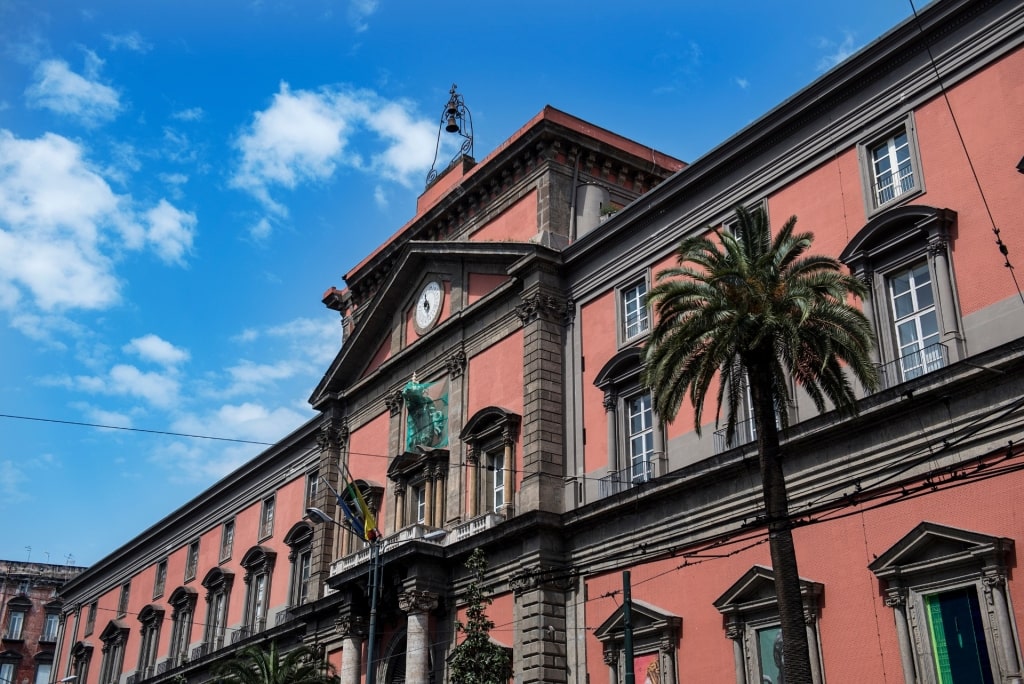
left=509, top=565, right=574, bottom=595
left=335, top=615, right=368, bottom=638
left=398, top=590, right=438, bottom=615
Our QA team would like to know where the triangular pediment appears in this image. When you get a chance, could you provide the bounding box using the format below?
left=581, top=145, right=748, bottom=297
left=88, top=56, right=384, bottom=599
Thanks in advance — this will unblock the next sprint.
left=594, top=599, right=680, bottom=643
left=868, top=521, right=1013, bottom=580
left=714, top=566, right=823, bottom=617
left=311, top=241, right=546, bottom=407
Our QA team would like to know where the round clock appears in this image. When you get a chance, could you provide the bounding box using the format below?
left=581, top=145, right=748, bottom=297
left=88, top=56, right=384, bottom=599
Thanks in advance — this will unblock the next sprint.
left=414, top=280, right=443, bottom=332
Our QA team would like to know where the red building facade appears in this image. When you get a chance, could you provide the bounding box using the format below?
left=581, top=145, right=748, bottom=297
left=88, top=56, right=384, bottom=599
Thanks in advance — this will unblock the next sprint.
left=56, top=0, right=1024, bottom=682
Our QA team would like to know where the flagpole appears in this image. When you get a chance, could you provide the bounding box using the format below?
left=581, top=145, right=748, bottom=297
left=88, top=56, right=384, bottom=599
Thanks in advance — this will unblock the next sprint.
left=366, top=538, right=381, bottom=684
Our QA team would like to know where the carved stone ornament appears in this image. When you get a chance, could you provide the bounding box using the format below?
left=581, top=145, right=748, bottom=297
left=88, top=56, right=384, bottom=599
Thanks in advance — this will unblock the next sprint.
left=385, top=389, right=405, bottom=416
left=884, top=589, right=907, bottom=609
left=514, top=292, right=569, bottom=326
left=398, top=590, right=438, bottom=615
left=603, top=647, right=619, bottom=666
left=446, top=348, right=467, bottom=377
left=317, top=420, right=349, bottom=451
left=335, top=615, right=368, bottom=638
left=509, top=565, right=574, bottom=595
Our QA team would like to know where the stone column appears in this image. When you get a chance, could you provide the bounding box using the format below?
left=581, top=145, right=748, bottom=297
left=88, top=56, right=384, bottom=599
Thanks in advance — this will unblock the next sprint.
left=725, top=621, right=747, bottom=684
left=502, top=428, right=515, bottom=515
left=466, top=447, right=479, bottom=518
left=604, top=390, right=618, bottom=475
left=424, top=476, right=435, bottom=527
left=603, top=648, right=619, bottom=684
left=399, top=591, right=438, bottom=684
left=659, top=637, right=677, bottom=684
left=884, top=589, right=917, bottom=684
left=805, top=612, right=822, bottom=684
left=432, top=463, right=445, bottom=526
left=929, top=237, right=960, bottom=351
left=394, top=483, right=406, bottom=532
left=336, top=616, right=366, bottom=684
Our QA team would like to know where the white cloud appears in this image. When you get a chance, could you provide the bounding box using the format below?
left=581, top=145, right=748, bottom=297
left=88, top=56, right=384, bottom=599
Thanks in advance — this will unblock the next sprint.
left=231, top=83, right=439, bottom=214
left=171, top=107, right=204, bottom=122
left=145, top=199, right=196, bottom=265
left=0, top=130, right=195, bottom=318
left=735, top=77, right=750, bottom=90
left=249, top=216, right=272, bottom=241
left=0, top=460, right=29, bottom=506
left=817, top=32, right=858, bottom=71
left=373, top=185, right=387, bottom=209
left=348, top=0, right=379, bottom=32
left=123, top=334, right=190, bottom=366
left=25, top=58, right=121, bottom=125
left=104, top=31, right=152, bottom=53
left=107, top=363, right=180, bottom=408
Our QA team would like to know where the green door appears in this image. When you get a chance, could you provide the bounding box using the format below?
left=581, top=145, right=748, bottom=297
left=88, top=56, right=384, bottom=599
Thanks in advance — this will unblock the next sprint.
left=926, top=587, right=994, bottom=684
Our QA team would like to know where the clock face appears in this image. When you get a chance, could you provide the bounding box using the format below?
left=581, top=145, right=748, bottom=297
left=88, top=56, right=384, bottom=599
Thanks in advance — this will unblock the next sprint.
left=414, top=280, right=443, bottom=332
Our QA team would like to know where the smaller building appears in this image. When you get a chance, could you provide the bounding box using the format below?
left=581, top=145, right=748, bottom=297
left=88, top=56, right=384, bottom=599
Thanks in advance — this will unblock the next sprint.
left=1, top=561, right=86, bottom=684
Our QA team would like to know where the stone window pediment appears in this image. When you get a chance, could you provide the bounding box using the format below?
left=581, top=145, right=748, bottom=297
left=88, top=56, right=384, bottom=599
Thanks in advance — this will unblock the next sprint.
left=595, top=600, right=681, bottom=684
left=137, top=605, right=164, bottom=624
left=283, top=521, right=313, bottom=548
left=168, top=587, right=197, bottom=609
left=201, top=568, right=234, bottom=590
left=98, top=620, right=129, bottom=644
left=594, top=599, right=681, bottom=644
left=713, top=565, right=823, bottom=617
left=867, top=521, right=1012, bottom=579
left=240, top=546, right=277, bottom=574
left=594, top=347, right=642, bottom=391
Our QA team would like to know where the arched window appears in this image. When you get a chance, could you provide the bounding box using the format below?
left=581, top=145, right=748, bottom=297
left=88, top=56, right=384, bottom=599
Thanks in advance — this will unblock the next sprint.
left=459, top=406, right=520, bottom=519
left=840, top=205, right=962, bottom=389
left=167, top=587, right=197, bottom=667
left=97, top=621, right=129, bottom=684
left=200, top=568, right=234, bottom=653
left=136, top=605, right=164, bottom=677
left=284, top=522, right=314, bottom=613
left=239, top=546, right=276, bottom=637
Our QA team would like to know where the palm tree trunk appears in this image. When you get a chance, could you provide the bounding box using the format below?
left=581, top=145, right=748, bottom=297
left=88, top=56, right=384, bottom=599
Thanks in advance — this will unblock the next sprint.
left=748, top=353, right=814, bottom=684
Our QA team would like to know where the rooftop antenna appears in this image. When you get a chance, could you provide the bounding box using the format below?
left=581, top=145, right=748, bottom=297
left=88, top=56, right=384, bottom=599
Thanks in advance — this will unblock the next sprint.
left=25, top=546, right=31, bottom=562
left=426, top=83, right=474, bottom=188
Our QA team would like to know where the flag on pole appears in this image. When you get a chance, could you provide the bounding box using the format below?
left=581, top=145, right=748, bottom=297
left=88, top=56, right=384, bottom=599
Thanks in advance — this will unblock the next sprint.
left=336, top=464, right=379, bottom=541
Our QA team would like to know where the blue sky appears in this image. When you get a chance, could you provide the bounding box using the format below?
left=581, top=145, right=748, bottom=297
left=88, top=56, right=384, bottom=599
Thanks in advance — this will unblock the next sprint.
left=0, top=0, right=921, bottom=566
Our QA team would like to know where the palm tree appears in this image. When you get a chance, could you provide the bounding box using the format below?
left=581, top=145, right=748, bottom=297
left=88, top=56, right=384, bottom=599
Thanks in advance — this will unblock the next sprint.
left=642, top=206, right=878, bottom=683
left=215, top=642, right=337, bottom=684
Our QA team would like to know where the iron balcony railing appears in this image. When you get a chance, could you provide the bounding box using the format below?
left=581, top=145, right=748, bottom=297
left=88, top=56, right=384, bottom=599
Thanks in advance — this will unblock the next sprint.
left=598, top=460, right=655, bottom=498
left=877, top=342, right=947, bottom=390
left=713, top=417, right=758, bottom=454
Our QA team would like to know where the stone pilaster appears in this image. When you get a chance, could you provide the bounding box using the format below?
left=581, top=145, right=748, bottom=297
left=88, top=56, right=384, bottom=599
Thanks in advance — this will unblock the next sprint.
left=399, top=591, right=439, bottom=684
left=311, top=416, right=347, bottom=600
left=510, top=564, right=571, bottom=684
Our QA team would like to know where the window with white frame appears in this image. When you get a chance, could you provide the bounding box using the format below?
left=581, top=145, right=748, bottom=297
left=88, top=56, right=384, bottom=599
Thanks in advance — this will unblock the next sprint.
left=459, top=407, right=520, bottom=519
left=284, top=522, right=314, bottom=609
left=869, top=522, right=1022, bottom=684
left=41, top=612, right=59, bottom=642
left=0, top=662, right=14, bottom=684
left=33, top=660, right=51, bottom=684
left=840, top=205, right=962, bottom=391
left=414, top=485, right=426, bottom=523
left=859, top=115, right=924, bottom=214
left=305, top=471, right=319, bottom=508
left=626, top=393, right=654, bottom=484
left=594, top=348, right=665, bottom=497
left=714, top=566, right=826, bottom=684
left=620, top=279, right=650, bottom=342
left=3, top=608, right=25, bottom=640
left=488, top=450, right=506, bottom=512
left=259, top=495, right=276, bottom=540
left=220, top=519, right=235, bottom=562
left=185, top=540, right=200, bottom=582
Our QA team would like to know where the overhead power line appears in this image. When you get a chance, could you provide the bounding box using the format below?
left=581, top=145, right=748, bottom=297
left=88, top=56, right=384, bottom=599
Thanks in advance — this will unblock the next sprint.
left=0, top=413, right=275, bottom=446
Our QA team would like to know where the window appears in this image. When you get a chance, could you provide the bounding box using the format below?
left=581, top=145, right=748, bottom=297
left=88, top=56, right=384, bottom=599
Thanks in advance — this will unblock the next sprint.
left=595, top=600, right=681, bottom=684
left=870, top=522, right=1022, bottom=684
left=889, top=262, right=943, bottom=381
left=136, top=606, right=164, bottom=677
left=167, top=587, right=197, bottom=667
left=0, top=663, right=14, bottom=684
left=201, top=568, right=233, bottom=651
left=714, top=566, right=826, bottom=684
left=3, top=609, right=25, bottom=640
left=117, top=583, right=130, bottom=618
left=240, top=547, right=276, bottom=635
left=85, top=602, right=97, bottom=636
left=16, top=580, right=30, bottom=595
left=414, top=485, right=426, bottom=523
left=859, top=115, right=924, bottom=214
left=185, top=540, right=200, bottom=582
left=284, top=522, right=314, bottom=609
left=458, top=406, right=520, bottom=519
left=33, top=661, right=51, bottom=684
left=594, top=348, right=665, bottom=497
left=69, top=641, right=93, bottom=684
left=97, top=621, right=129, bottom=684
left=41, top=613, right=60, bottom=642
left=488, top=451, right=505, bottom=512
left=259, top=496, right=276, bottom=540
left=305, top=471, right=320, bottom=508
left=840, top=206, right=962, bottom=391
left=626, top=393, right=654, bottom=484
left=153, top=559, right=167, bottom=598
left=620, top=279, right=650, bottom=342
left=220, top=520, right=235, bottom=562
